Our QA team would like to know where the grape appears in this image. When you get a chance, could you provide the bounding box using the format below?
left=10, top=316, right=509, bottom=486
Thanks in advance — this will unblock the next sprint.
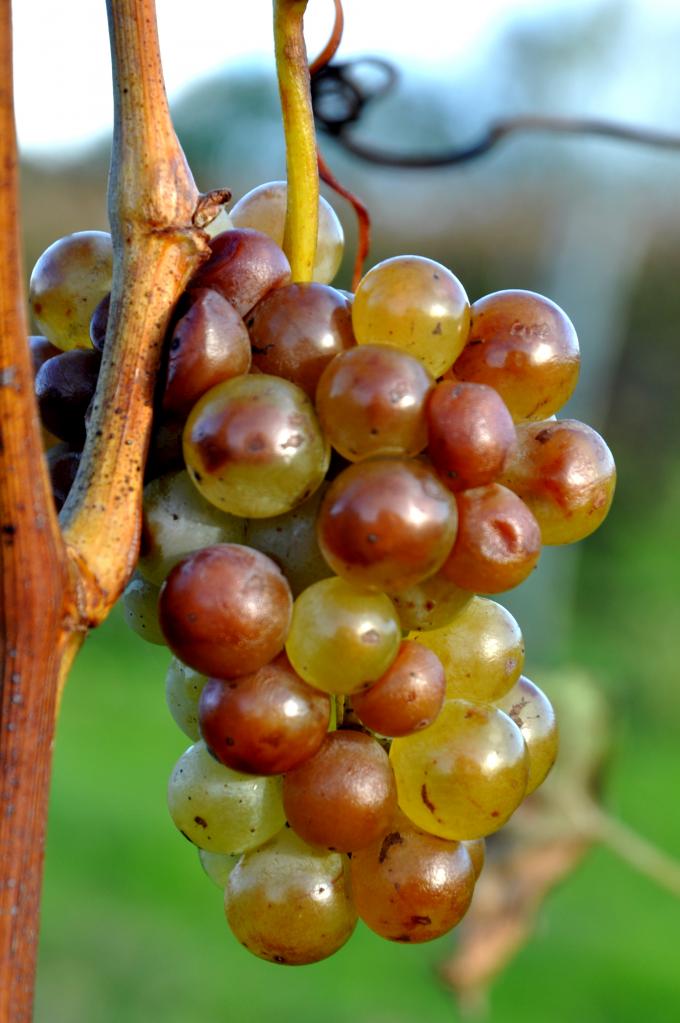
left=317, top=459, right=458, bottom=592
left=146, top=413, right=186, bottom=481
left=158, top=544, right=292, bottom=678
left=350, top=811, right=475, bottom=942
left=29, top=230, right=113, bottom=350
left=198, top=653, right=330, bottom=775
left=390, top=699, right=529, bottom=840
left=412, top=596, right=524, bottom=702
left=225, top=827, right=356, bottom=964
left=387, top=570, right=472, bottom=633
left=198, top=849, right=240, bottom=889
left=165, top=657, right=208, bottom=740
left=163, top=288, right=251, bottom=416
left=89, top=293, right=110, bottom=351
left=183, top=374, right=330, bottom=519
left=285, top=577, right=401, bottom=696
left=167, top=740, right=285, bottom=853
left=462, top=838, right=486, bottom=879
left=352, top=255, right=470, bottom=377
left=495, top=675, right=558, bottom=794
left=138, top=470, right=246, bottom=586
left=499, top=418, right=616, bottom=545
left=230, top=180, right=344, bottom=285
left=189, top=228, right=291, bottom=317
left=426, top=380, right=516, bottom=492
left=122, top=573, right=165, bottom=646
left=28, top=335, right=61, bottom=375
left=454, top=289, right=580, bottom=421
left=316, top=344, right=433, bottom=461
left=244, top=485, right=332, bottom=596
left=34, top=349, right=101, bottom=445
left=45, top=443, right=80, bottom=511
left=351, top=640, right=446, bottom=738
left=283, top=730, right=397, bottom=852
left=246, top=282, right=355, bottom=398
left=440, top=484, right=541, bottom=594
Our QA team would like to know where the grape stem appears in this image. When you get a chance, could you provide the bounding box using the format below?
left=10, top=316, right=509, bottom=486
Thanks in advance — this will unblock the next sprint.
left=274, top=0, right=319, bottom=282
left=0, top=0, right=221, bottom=1013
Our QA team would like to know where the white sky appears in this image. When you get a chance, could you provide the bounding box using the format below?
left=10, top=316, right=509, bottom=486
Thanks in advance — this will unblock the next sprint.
left=12, top=0, right=625, bottom=154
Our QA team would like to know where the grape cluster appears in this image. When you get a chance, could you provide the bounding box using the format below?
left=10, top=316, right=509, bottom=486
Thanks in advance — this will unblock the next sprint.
left=28, top=180, right=615, bottom=965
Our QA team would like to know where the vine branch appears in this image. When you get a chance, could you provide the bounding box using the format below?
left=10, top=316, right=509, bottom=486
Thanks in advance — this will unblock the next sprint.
left=60, top=0, right=214, bottom=629
left=0, top=1, right=74, bottom=1017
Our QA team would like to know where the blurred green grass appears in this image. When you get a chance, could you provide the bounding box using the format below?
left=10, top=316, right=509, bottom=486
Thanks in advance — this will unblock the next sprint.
left=35, top=467, right=680, bottom=1021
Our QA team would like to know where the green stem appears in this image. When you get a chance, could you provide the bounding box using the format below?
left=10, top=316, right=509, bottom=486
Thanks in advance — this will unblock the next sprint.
left=273, top=0, right=318, bottom=282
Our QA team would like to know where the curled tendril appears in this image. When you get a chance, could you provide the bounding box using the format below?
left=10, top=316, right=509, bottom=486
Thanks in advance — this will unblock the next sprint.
left=309, top=0, right=374, bottom=289
left=311, top=59, right=397, bottom=136
left=311, top=55, right=680, bottom=168
left=308, top=0, right=680, bottom=288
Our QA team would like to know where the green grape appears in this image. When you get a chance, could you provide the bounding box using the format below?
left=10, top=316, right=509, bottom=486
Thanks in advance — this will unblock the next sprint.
left=285, top=577, right=401, bottom=695
left=122, top=573, right=165, bottom=646
left=29, top=231, right=113, bottom=350
left=390, top=699, right=529, bottom=840
left=244, top=485, right=332, bottom=596
left=387, top=570, right=472, bottom=633
left=165, top=657, right=207, bottom=740
left=412, top=596, right=524, bottom=702
left=198, top=849, right=240, bottom=889
left=230, top=181, right=344, bottom=285
left=352, top=255, right=470, bottom=377
left=225, top=827, right=356, bottom=964
left=495, top=675, right=558, bottom=794
left=138, top=470, right=246, bottom=586
left=183, top=374, right=330, bottom=518
left=167, top=741, right=285, bottom=854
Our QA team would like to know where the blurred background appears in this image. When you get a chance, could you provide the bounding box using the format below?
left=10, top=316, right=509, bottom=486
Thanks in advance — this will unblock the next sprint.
left=13, top=0, right=680, bottom=1019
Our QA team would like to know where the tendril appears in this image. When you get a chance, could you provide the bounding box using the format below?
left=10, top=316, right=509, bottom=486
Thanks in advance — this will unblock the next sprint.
left=309, top=0, right=372, bottom=289
left=311, top=56, right=680, bottom=167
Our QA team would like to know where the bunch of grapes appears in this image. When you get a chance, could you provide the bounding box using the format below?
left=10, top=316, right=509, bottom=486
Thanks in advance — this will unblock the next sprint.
left=28, top=180, right=615, bottom=965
